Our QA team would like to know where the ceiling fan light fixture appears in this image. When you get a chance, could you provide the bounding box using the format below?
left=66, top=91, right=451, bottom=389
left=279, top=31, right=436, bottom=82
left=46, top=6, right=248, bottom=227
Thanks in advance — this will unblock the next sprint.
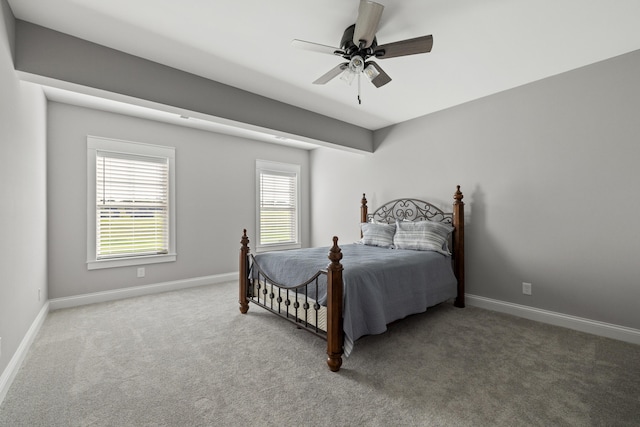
left=341, top=55, right=365, bottom=85
left=363, top=63, right=380, bottom=81
left=349, top=55, right=365, bottom=73
left=340, top=68, right=356, bottom=85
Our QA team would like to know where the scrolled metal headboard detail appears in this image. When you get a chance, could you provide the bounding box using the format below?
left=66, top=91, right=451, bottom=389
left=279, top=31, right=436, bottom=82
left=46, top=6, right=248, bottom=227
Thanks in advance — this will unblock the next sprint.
left=367, top=198, right=452, bottom=225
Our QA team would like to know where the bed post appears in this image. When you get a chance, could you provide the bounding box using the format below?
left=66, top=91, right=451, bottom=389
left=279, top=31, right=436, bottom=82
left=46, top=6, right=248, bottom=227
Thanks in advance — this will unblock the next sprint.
left=239, top=229, right=250, bottom=314
left=452, top=186, right=465, bottom=308
left=326, top=236, right=344, bottom=372
left=360, top=194, right=368, bottom=237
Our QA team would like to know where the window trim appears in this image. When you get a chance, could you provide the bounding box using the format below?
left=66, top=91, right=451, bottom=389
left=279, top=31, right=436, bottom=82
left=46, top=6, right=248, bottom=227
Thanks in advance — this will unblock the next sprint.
left=255, top=160, right=301, bottom=253
left=87, top=136, right=176, bottom=270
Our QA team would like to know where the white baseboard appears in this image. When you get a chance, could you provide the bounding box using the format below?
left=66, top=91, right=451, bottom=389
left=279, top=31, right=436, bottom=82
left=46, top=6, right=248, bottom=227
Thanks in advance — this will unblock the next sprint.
left=49, top=272, right=238, bottom=311
left=466, top=294, right=640, bottom=345
left=0, top=301, right=49, bottom=405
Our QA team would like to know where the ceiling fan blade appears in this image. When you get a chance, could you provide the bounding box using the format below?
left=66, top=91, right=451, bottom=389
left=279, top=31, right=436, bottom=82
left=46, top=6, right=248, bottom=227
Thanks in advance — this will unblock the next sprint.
left=366, top=61, right=391, bottom=88
left=312, top=63, right=349, bottom=85
left=375, top=35, right=433, bottom=59
left=352, top=0, right=384, bottom=49
left=291, top=39, right=344, bottom=56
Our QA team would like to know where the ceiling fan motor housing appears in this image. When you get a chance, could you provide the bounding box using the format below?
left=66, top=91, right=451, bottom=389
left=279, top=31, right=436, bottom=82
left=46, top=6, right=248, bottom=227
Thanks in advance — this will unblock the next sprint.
left=340, top=24, right=377, bottom=60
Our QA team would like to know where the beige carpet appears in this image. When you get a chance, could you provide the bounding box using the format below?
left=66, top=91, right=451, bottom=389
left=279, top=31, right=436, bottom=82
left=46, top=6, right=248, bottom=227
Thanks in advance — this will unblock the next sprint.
left=1, top=281, right=639, bottom=426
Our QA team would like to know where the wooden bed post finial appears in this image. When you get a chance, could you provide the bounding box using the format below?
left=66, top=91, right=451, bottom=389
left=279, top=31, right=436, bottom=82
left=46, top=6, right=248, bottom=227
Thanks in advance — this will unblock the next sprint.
left=326, top=236, right=344, bottom=372
left=239, top=229, right=250, bottom=314
left=329, top=236, right=343, bottom=263
left=452, top=186, right=465, bottom=308
left=454, top=185, right=463, bottom=204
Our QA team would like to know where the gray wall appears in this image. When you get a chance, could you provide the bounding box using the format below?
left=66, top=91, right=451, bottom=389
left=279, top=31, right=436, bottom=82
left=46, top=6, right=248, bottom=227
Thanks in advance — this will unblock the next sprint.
left=0, top=0, right=47, bottom=378
left=310, top=49, right=640, bottom=331
left=47, top=102, right=310, bottom=299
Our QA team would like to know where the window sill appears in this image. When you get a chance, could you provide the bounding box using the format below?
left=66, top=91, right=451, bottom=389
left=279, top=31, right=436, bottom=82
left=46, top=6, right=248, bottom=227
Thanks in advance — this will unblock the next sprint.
left=87, top=253, right=177, bottom=270
left=255, top=243, right=301, bottom=253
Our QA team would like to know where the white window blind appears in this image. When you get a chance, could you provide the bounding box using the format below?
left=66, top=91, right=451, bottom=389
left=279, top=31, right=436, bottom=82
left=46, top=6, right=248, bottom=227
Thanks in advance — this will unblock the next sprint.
left=87, top=136, right=176, bottom=269
left=96, top=151, right=169, bottom=259
left=256, top=160, right=300, bottom=250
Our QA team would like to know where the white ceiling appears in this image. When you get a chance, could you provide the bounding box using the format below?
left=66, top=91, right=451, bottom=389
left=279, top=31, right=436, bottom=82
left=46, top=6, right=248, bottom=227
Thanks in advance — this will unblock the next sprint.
left=8, top=0, right=640, bottom=131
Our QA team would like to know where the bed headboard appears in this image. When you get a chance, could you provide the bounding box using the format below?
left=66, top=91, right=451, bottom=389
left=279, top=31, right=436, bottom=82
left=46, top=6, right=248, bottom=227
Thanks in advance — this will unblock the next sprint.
left=360, top=186, right=465, bottom=308
left=363, top=197, right=452, bottom=225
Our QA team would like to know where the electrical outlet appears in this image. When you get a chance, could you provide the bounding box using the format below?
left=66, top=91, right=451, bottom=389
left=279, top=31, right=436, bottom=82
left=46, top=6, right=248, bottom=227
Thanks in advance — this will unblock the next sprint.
left=137, top=267, right=145, bottom=278
left=522, top=282, right=532, bottom=295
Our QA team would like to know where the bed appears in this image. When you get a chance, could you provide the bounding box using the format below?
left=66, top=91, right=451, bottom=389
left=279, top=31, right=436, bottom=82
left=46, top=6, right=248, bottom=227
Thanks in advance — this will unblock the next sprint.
left=239, top=186, right=465, bottom=372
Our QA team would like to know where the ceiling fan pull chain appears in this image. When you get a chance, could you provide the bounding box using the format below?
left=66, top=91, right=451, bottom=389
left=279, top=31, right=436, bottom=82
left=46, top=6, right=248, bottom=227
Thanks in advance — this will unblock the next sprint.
left=358, top=72, right=362, bottom=104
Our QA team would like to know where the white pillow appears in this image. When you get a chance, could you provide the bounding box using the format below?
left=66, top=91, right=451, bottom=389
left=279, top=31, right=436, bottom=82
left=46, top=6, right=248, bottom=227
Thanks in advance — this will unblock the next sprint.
left=393, top=220, right=453, bottom=255
left=360, top=222, right=396, bottom=248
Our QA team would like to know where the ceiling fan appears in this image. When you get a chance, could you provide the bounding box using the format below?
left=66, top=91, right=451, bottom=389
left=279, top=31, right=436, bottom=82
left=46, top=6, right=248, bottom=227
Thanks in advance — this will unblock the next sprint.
left=292, top=0, right=433, bottom=104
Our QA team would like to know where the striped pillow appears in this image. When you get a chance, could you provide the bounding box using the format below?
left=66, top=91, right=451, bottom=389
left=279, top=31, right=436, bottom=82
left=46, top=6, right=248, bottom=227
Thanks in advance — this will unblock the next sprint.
left=393, top=220, right=453, bottom=255
left=360, top=222, right=396, bottom=248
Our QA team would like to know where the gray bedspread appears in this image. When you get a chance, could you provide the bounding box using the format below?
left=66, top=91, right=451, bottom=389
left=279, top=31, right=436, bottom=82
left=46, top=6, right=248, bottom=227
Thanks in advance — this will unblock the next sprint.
left=252, top=243, right=457, bottom=354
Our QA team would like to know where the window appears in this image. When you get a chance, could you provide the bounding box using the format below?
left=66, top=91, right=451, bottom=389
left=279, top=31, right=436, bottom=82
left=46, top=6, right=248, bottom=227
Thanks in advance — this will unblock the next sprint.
left=256, top=160, right=300, bottom=252
left=87, top=136, right=176, bottom=269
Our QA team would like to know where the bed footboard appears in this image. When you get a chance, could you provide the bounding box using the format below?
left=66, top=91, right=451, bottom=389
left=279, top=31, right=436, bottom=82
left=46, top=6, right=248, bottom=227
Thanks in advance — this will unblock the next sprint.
left=239, top=231, right=344, bottom=372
